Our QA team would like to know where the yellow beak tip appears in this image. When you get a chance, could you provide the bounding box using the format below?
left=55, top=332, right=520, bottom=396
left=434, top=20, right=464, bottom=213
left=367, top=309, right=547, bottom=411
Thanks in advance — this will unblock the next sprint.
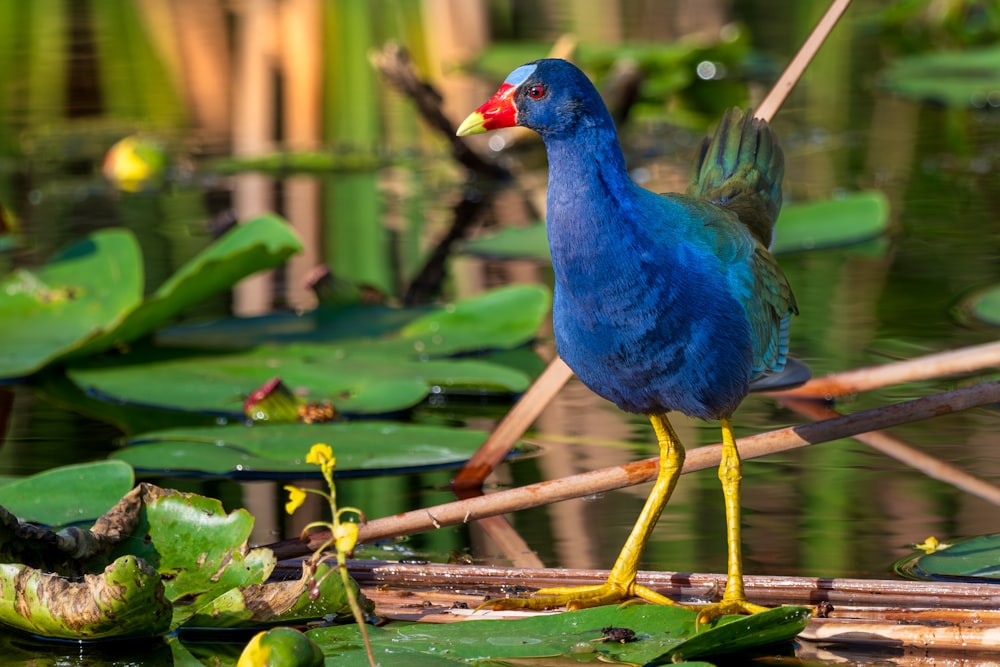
left=456, top=112, right=488, bottom=137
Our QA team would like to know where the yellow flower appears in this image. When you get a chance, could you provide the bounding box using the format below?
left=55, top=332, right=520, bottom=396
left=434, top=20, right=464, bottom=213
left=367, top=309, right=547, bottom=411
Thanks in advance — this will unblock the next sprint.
left=334, top=521, right=359, bottom=554
left=305, top=443, right=336, bottom=475
left=913, top=536, right=951, bottom=554
left=284, top=485, right=307, bottom=515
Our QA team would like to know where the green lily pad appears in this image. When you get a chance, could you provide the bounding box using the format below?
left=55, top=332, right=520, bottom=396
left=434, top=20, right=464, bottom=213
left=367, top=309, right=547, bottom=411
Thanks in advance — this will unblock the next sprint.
left=0, top=461, right=134, bottom=527
left=68, top=286, right=549, bottom=416
left=108, top=489, right=277, bottom=628
left=881, top=45, right=1000, bottom=107
left=158, top=284, right=550, bottom=352
left=310, top=604, right=811, bottom=666
left=156, top=303, right=432, bottom=349
left=461, top=192, right=889, bottom=261
left=111, top=422, right=501, bottom=478
left=70, top=346, right=531, bottom=416
left=70, top=213, right=302, bottom=359
left=0, top=215, right=302, bottom=380
left=958, top=285, right=1000, bottom=328
left=461, top=223, right=550, bottom=261
left=0, top=229, right=143, bottom=379
left=895, top=534, right=1000, bottom=582
left=186, top=562, right=361, bottom=629
left=0, top=555, right=172, bottom=640
left=769, top=191, right=890, bottom=254
left=401, top=284, right=551, bottom=352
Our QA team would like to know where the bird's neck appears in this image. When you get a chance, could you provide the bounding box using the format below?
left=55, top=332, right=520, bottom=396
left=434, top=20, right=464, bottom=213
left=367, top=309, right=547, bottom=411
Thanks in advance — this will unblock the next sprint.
left=543, top=126, right=641, bottom=251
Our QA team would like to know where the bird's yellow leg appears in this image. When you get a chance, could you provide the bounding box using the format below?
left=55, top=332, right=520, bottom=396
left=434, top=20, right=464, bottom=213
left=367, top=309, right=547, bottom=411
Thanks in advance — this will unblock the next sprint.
left=483, top=413, right=685, bottom=611
left=694, top=417, right=768, bottom=625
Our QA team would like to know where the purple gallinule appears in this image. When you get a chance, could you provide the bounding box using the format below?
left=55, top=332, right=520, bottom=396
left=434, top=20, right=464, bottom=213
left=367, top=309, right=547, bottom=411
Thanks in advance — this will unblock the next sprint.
left=458, top=59, right=796, bottom=622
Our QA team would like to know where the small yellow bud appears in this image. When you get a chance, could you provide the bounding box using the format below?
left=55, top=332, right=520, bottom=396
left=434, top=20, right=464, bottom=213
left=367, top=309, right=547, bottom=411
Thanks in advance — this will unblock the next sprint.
left=334, top=521, right=359, bottom=554
left=236, top=630, right=270, bottom=666
left=913, top=536, right=951, bottom=554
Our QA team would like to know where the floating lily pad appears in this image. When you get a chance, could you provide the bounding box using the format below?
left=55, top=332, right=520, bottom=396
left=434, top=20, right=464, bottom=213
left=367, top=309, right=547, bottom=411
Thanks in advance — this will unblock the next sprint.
left=68, top=286, right=549, bottom=416
left=186, top=562, right=354, bottom=629
left=156, top=303, right=432, bottom=349
left=0, top=215, right=302, bottom=380
left=895, top=534, right=1000, bottom=582
left=0, top=460, right=134, bottom=527
left=111, top=422, right=500, bottom=478
left=769, top=191, right=890, bottom=254
left=461, top=192, right=890, bottom=261
left=0, top=555, right=172, bottom=640
left=957, top=284, right=1000, bottom=328
left=881, top=45, right=1000, bottom=107
left=70, top=345, right=531, bottom=417
left=115, top=491, right=276, bottom=628
left=158, top=283, right=549, bottom=351
left=0, top=229, right=143, bottom=379
left=70, top=213, right=302, bottom=359
left=310, top=604, right=811, bottom=666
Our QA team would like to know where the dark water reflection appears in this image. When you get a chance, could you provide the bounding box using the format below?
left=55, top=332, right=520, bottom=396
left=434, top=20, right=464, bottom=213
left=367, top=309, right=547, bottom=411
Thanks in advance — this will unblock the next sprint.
left=2, top=1, right=1000, bottom=663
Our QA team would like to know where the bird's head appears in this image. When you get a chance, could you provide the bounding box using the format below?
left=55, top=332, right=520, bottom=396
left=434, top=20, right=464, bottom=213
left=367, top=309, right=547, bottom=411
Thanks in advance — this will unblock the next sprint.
left=456, top=59, right=610, bottom=140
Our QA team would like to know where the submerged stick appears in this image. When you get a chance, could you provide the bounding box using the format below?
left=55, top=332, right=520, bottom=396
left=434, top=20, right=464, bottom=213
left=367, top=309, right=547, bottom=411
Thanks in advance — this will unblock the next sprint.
left=774, top=339, right=1000, bottom=400
left=782, top=397, right=1000, bottom=505
left=451, top=0, right=852, bottom=489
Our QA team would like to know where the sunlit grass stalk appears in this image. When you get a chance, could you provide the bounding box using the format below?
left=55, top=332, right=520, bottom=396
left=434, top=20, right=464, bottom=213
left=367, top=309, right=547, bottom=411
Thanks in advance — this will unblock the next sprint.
left=90, top=0, right=185, bottom=126
left=0, top=2, right=27, bottom=202
left=285, top=444, right=375, bottom=667
left=26, top=0, right=65, bottom=128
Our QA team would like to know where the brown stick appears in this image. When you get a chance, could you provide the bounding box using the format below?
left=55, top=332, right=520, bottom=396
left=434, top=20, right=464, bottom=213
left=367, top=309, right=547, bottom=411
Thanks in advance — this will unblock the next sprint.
left=451, top=357, right=573, bottom=492
left=774, top=339, right=1000, bottom=399
left=450, top=0, right=853, bottom=490
left=345, top=559, right=1000, bottom=611
left=753, top=0, right=852, bottom=123
left=359, top=380, right=1000, bottom=545
left=782, top=397, right=1000, bottom=505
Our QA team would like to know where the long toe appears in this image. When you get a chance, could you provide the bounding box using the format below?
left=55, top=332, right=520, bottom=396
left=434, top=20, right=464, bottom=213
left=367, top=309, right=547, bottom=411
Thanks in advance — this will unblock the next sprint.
left=481, top=581, right=679, bottom=612
left=695, top=598, right=770, bottom=627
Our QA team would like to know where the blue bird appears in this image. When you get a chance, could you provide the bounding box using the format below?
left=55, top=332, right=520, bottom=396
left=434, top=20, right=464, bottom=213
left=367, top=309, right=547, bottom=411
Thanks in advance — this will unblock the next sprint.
left=457, top=59, right=796, bottom=622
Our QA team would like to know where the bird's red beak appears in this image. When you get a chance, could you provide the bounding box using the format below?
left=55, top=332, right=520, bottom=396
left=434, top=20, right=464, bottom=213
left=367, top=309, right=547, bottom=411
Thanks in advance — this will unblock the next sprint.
left=456, top=83, right=518, bottom=136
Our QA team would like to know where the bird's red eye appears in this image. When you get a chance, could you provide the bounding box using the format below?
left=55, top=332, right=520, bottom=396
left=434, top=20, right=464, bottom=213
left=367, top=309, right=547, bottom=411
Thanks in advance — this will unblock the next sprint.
left=527, top=85, right=546, bottom=99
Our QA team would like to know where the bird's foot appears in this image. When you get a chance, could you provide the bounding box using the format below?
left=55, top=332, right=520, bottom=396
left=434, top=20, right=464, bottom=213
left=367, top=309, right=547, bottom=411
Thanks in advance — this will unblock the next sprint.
left=693, top=597, right=769, bottom=627
left=481, top=580, right=680, bottom=612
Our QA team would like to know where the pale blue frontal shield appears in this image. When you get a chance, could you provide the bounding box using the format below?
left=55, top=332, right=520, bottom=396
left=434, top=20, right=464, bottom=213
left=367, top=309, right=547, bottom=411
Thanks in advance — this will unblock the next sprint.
left=504, top=63, right=537, bottom=88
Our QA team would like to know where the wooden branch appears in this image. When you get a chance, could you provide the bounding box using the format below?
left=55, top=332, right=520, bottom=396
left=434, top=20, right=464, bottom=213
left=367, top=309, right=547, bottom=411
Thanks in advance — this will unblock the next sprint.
left=265, top=379, right=1000, bottom=561
left=753, top=0, right=852, bottom=123
left=359, top=380, right=1000, bottom=545
left=345, top=559, right=1000, bottom=611
left=451, top=357, right=573, bottom=492
left=774, top=339, right=1000, bottom=399
left=343, top=559, right=1000, bottom=650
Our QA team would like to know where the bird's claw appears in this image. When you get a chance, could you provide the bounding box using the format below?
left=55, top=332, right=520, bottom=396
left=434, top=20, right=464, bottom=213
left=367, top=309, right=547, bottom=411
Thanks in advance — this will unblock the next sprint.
left=693, top=598, right=769, bottom=628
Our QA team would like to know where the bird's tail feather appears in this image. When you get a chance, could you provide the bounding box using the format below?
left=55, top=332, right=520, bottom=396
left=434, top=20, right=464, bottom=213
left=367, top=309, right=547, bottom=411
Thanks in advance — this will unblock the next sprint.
left=687, top=108, right=784, bottom=248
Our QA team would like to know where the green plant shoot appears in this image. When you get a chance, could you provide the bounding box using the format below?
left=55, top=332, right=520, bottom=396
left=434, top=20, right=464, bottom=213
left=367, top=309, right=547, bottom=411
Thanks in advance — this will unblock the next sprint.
left=283, top=443, right=374, bottom=666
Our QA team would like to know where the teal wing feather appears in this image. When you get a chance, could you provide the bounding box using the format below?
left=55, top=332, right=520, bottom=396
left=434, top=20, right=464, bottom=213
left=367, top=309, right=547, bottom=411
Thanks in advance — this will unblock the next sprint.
left=687, top=107, right=795, bottom=378
left=747, top=245, right=796, bottom=377
left=688, top=108, right=784, bottom=249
